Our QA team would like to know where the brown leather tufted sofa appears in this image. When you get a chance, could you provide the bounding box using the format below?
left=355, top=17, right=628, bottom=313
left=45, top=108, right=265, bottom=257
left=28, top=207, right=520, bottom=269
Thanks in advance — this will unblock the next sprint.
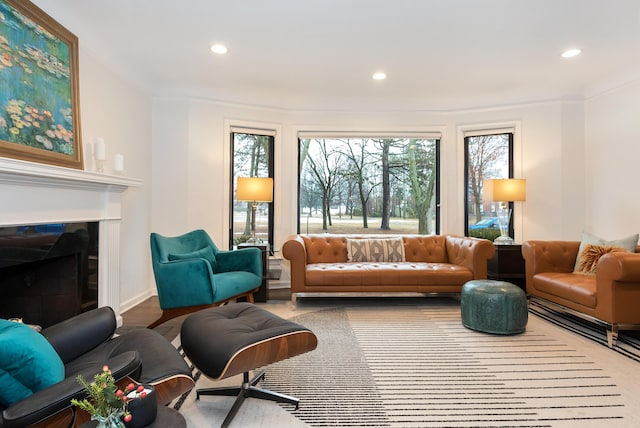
left=282, top=234, right=495, bottom=301
left=522, top=240, right=640, bottom=347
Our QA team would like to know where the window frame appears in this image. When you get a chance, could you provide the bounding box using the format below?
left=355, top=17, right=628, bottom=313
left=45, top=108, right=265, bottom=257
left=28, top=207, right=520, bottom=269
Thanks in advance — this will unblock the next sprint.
left=463, top=132, right=514, bottom=239
left=229, top=131, right=275, bottom=252
left=295, top=135, right=441, bottom=235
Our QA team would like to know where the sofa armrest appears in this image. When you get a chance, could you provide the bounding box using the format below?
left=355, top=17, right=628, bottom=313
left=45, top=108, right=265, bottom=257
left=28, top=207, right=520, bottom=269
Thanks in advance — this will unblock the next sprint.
left=42, top=306, right=117, bottom=364
left=595, top=252, right=640, bottom=324
left=282, top=235, right=308, bottom=292
left=598, top=251, right=640, bottom=281
left=216, top=247, right=262, bottom=277
left=445, top=235, right=495, bottom=279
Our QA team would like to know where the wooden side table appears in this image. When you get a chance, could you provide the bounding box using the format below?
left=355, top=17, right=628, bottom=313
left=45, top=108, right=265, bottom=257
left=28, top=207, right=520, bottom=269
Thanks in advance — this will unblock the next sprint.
left=487, top=244, right=526, bottom=291
left=237, top=242, right=269, bottom=302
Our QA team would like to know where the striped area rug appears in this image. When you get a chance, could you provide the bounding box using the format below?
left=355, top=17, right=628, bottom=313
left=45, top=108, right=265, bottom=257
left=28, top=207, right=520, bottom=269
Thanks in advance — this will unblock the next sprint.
left=528, top=299, right=640, bottom=362
left=258, top=300, right=640, bottom=428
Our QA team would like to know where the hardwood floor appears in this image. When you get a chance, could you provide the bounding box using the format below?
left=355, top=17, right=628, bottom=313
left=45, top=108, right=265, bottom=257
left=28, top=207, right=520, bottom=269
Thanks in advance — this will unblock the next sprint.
left=117, top=287, right=292, bottom=341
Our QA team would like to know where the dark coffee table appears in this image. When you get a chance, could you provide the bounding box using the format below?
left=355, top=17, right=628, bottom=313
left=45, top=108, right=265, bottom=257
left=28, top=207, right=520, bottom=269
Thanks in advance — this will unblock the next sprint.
left=79, top=406, right=185, bottom=428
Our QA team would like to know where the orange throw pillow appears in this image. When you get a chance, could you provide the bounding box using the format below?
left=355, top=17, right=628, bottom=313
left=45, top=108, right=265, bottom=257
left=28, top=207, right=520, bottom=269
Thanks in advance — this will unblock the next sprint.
left=576, top=244, right=627, bottom=275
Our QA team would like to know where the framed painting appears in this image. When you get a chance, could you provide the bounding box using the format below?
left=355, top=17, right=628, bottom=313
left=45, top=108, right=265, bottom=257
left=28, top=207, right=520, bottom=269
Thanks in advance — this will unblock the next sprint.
left=0, top=0, right=83, bottom=169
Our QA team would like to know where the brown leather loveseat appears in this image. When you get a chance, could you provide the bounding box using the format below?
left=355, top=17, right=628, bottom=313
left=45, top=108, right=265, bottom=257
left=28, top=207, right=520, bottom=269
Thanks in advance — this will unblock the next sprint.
left=522, top=240, right=640, bottom=347
left=282, top=234, right=495, bottom=301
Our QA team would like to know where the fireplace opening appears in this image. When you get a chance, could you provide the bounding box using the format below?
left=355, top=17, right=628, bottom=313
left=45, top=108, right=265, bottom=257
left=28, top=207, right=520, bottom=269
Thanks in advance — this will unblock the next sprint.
left=0, top=222, right=99, bottom=328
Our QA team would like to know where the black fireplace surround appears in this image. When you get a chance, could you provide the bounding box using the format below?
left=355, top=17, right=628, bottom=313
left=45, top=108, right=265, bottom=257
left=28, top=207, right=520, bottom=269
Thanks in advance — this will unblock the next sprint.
left=0, top=222, right=99, bottom=328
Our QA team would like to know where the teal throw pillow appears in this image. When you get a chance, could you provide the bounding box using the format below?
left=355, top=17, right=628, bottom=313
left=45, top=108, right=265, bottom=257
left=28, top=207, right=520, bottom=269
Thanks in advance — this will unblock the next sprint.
left=0, top=320, right=65, bottom=407
left=168, top=246, right=218, bottom=272
left=573, top=231, right=639, bottom=272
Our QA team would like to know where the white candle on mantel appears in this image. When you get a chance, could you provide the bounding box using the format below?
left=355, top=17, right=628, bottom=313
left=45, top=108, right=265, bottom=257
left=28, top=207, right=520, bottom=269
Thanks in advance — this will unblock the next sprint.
left=114, top=154, right=124, bottom=172
left=94, top=138, right=106, bottom=161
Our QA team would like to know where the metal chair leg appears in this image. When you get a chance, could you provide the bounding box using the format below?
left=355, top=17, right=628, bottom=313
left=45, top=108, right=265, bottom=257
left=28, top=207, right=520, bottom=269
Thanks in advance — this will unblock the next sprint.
left=196, top=371, right=300, bottom=428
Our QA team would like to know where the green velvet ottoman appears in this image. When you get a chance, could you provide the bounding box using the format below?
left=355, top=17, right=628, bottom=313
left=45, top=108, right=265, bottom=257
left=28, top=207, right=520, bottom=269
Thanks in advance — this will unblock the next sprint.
left=461, top=280, right=528, bottom=334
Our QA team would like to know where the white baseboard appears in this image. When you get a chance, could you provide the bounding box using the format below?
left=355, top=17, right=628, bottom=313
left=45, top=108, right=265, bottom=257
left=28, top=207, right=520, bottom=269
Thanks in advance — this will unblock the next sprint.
left=120, top=288, right=156, bottom=314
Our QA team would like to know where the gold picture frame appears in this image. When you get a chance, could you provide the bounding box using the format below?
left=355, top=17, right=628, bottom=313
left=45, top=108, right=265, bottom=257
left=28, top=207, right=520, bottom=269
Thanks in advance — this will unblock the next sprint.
left=0, top=0, right=83, bottom=169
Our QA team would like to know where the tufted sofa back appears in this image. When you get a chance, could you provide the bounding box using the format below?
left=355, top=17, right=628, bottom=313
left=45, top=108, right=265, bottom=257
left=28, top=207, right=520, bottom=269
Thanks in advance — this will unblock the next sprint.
left=300, top=235, right=348, bottom=263
left=300, top=234, right=450, bottom=264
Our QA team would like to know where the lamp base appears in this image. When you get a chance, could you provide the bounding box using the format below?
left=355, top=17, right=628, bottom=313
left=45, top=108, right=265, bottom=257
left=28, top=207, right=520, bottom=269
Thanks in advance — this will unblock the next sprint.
left=494, top=235, right=515, bottom=245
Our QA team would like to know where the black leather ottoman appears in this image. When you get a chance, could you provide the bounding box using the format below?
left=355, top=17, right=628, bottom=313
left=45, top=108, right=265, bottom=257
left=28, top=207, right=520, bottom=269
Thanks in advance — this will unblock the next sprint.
left=180, top=303, right=317, bottom=427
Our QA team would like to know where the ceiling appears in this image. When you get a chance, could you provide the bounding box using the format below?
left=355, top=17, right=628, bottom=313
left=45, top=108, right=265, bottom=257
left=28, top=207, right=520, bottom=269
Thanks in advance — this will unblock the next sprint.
left=35, top=0, right=640, bottom=111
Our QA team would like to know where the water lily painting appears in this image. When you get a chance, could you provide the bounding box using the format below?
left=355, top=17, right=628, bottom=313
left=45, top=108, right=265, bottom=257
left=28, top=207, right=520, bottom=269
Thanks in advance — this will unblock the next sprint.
left=0, top=0, right=82, bottom=169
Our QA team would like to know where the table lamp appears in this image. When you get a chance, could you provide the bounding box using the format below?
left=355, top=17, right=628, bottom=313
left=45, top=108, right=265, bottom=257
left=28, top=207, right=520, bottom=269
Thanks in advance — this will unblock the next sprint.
left=483, top=178, right=526, bottom=245
left=236, top=177, right=273, bottom=243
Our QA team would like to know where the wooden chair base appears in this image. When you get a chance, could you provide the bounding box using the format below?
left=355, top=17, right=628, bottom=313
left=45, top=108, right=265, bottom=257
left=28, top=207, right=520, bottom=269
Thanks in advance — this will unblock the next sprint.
left=147, top=289, right=257, bottom=329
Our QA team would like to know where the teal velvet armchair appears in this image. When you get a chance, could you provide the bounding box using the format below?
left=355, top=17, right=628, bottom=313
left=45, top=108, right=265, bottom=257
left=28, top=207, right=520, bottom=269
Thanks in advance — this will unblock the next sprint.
left=148, top=229, right=262, bottom=328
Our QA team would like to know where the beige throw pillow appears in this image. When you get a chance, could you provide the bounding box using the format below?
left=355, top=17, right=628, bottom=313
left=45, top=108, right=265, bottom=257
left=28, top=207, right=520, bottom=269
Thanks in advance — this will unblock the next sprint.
left=346, top=238, right=405, bottom=262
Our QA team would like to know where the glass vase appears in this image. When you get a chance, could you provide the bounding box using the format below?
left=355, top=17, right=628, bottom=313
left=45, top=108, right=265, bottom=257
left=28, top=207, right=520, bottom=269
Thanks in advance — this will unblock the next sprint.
left=92, top=409, right=125, bottom=428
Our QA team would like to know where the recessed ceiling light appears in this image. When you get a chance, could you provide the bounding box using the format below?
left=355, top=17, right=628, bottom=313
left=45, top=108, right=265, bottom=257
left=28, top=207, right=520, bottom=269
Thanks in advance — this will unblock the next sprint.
left=210, top=44, right=228, bottom=54
left=561, top=48, right=582, bottom=58
left=372, top=71, right=387, bottom=80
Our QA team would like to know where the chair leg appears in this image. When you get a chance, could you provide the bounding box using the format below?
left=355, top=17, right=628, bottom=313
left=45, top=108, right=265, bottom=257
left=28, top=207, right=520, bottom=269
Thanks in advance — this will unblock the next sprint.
left=196, top=386, right=242, bottom=399
left=246, top=292, right=255, bottom=304
left=147, top=310, right=175, bottom=329
left=606, top=325, right=619, bottom=348
left=147, top=306, right=212, bottom=329
left=195, top=371, right=300, bottom=428
left=146, top=292, right=257, bottom=329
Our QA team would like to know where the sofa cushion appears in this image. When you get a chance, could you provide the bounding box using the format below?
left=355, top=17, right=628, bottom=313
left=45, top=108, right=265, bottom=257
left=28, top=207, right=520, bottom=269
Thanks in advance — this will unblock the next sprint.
left=0, top=320, right=65, bottom=407
left=305, top=262, right=473, bottom=286
left=168, top=246, right=218, bottom=272
left=346, top=238, right=405, bottom=262
left=576, top=244, right=628, bottom=276
left=532, top=272, right=597, bottom=309
left=573, top=231, right=638, bottom=272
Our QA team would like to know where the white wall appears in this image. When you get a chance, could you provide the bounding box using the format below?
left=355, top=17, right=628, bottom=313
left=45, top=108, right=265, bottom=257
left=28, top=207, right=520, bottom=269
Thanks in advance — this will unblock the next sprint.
left=29, top=1, right=639, bottom=310
left=151, top=100, right=190, bottom=235
left=453, top=102, right=585, bottom=241
left=585, top=81, right=640, bottom=239
left=151, top=98, right=588, bottom=257
left=150, top=99, right=286, bottom=243
left=77, top=51, right=153, bottom=310
left=29, top=1, right=154, bottom=311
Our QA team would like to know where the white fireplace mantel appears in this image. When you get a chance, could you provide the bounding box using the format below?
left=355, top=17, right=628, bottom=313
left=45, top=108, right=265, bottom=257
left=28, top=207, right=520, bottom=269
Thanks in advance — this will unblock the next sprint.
left=0, top=157, right=142, bottom=324
left=0, top=157, right=140, bottom=191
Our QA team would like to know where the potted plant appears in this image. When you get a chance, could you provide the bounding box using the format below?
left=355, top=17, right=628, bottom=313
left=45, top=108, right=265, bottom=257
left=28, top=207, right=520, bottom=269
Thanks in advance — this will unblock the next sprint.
left=71, top=366, right=150, bottom=428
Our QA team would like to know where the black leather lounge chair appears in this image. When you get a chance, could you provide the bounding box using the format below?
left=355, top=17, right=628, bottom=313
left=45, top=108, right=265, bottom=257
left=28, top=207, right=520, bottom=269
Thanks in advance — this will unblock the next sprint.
left=0, top=306, right=194, bottom=428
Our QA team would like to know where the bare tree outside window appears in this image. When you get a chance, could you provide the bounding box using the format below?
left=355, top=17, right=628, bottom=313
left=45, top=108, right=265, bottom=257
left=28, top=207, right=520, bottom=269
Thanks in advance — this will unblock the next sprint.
left=465, top=133, right=512, bottom=240
left=298, top=137, right=439, bottom=235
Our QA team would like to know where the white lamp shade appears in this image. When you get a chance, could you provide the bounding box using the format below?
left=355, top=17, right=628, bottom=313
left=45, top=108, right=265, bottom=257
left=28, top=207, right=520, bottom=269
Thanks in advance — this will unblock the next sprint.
left=236, top=177, right=273, bottom=202
left=483, top=178, right=526, bottom=202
